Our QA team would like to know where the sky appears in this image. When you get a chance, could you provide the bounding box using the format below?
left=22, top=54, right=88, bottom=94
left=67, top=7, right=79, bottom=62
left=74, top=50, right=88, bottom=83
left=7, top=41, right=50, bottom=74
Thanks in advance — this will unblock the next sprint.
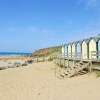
left=0, top=0, right=100, bottom=53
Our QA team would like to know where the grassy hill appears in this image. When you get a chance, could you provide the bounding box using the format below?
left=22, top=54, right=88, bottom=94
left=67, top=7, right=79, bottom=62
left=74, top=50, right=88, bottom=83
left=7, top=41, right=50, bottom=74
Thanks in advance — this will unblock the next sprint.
left=32, top=46, right=62, bottom=57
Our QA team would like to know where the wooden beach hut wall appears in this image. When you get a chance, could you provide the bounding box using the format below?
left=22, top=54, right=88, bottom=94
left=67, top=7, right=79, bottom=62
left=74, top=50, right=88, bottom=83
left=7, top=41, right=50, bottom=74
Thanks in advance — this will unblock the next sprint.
left=72, top=42, right=77, bottom=58
left=82, top=39, right=90, bottom=59
left=62, top=45, right=64, bottom=56
left=96, top=35, right=100, bottom=58
left=89, top=37, right=99, bottom=59
left=64, top=44, right=68, bottom=55
left=76, top=41, right=83, bottom=58
left=72, top=42, right=77, bottom=54
left=98, top=34, right=100, bottom=58
left=68, top=43, right=72, bottom=57
left=98, top=40, right=100, bottom=58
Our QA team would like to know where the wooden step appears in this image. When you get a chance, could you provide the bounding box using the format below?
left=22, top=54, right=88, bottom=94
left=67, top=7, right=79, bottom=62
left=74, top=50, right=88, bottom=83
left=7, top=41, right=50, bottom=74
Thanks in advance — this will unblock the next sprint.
left=60, top=73, right=65, bottom=77
left=57, top=62, right=90, bottom=79
left=76, top=70, right=88, bottom=75
left=79, top=62, right=84, bottom=65
left=57, top=76, right=64, bottom=79
left=81, top=70, right=88, bottom=73
left=64, top=71, right=69, bottom=75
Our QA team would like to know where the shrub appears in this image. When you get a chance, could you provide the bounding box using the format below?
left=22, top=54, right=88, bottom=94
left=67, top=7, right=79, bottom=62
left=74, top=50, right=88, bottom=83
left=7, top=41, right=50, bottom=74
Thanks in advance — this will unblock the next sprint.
left=60, top=64, right=63, bottom=68
left=48, top=57, right=53, bottom=61
left=92, top=69, right=100, bottom=77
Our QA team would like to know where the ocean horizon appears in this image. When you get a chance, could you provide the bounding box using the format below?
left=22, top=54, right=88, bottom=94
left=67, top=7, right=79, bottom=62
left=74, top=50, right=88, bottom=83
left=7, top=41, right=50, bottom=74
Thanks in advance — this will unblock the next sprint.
left=0, top=52, right=32, bottom=57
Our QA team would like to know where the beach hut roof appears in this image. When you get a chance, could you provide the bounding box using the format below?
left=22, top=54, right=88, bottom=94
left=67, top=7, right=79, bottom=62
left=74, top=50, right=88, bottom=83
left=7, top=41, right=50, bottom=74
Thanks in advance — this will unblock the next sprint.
left=64, top=44, right=68, bottom=46
left=62, top=45, right=64, bottom=46
left=68, top=43, right=73, bottom=46
left=93, top=37, right=99, bottom=42
left=72, top=41, right=78, bottom=45
left=77, top=41, right=83, bottom=45
left=97, top=34, right=100, bottom=37
left=63, top=35, right=100, bottom=47
left=91, top=37, right=100, bottom=42
left=83, top=39, right=90, bottom=44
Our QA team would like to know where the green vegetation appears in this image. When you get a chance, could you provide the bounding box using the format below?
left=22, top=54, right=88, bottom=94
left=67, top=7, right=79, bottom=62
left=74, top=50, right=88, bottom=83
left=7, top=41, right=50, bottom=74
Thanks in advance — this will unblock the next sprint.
left=60, top=64, right=63, bottom=68
left=56, top=63, right=67, bottom=69
left=59, top=65, right=67, bottom=69
left=48, top=57, right=53, bottom=61
left=92, top=69, right=100, bottom=77
left=36, top=58, right=39, bottom=62
left=32, top=46, right=61, bottom=57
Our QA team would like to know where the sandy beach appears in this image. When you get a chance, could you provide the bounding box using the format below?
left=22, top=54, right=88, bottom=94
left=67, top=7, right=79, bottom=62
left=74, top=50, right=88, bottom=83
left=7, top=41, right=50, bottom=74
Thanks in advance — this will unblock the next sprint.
left=0, top=61, right=100, bottom=100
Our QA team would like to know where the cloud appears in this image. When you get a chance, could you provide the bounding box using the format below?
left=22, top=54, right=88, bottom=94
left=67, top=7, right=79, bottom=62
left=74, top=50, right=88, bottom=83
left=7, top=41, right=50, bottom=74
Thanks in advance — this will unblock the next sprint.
left=76, top=0, right=100, bottom=10
left=28, top=27, right=38, bottom=33
left=42, top=29, right=50, bottom=33
left=42, top=29, right=55, bottom=36
left=6, top=27, right=19, bottom=32
left=9, top=28, right=18, bottom=32
left=84, top=0, right=99, bottom=9
left=71, top=28, right=100, bottom=40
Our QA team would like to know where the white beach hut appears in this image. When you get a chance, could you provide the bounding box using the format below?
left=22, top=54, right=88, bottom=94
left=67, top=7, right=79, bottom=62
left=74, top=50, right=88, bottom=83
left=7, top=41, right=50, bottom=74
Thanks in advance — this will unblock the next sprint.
left=62, top=45, right=64, bottom=55
left=72, top=42, right=77, bottom=54
left=68, top=43, right=72, bottom=54
left=68, top=43, right=73, bottom=58
left=89, top=37, right=99, bottom=59
left=82, top=39, right=90, bottom=59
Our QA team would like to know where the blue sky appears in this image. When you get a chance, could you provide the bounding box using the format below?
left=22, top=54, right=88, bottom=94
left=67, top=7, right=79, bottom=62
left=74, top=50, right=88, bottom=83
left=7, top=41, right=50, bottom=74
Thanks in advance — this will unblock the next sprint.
left=0, top=0, right=100, bottom=52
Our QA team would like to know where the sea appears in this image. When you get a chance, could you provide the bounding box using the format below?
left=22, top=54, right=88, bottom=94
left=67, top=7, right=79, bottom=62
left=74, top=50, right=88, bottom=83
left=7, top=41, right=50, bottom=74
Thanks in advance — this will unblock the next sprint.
left=0, top=52, right=32, bottom=57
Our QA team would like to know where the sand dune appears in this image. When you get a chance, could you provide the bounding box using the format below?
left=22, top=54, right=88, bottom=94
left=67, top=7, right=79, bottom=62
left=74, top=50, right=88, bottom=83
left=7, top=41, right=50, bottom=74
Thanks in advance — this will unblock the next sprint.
left=0, top=61, right=100, bottom=100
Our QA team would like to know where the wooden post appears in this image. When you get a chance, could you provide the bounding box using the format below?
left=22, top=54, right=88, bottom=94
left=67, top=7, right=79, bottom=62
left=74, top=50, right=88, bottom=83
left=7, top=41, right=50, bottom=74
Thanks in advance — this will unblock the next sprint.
left=73, top=59, right=75, bottom=67
left=67, top=58, right=69, bottom=67
left=37, top=58, right=38, bottom=62
left=64, top=53, right=65, bottom=67
left=56, top=55, right=57, bottom=64
left=90, top=52, right=93, bottom=72
left=55, top=67, right=56, bottom=77
left=89, top=60, right=92, bottom=72
left=60, top=58, right=61, bottom=66
left=67, top=53, right=69, bottom=67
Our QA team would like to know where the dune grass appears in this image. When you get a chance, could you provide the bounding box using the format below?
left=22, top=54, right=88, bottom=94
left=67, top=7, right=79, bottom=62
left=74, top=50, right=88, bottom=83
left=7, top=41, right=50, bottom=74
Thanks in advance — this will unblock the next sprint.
left=92, top=69, right=100, bottom=77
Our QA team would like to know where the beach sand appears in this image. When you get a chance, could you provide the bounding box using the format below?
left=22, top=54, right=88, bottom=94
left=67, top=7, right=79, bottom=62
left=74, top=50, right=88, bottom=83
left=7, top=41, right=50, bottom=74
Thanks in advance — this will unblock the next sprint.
left=0, top=61, right=100, bottom=100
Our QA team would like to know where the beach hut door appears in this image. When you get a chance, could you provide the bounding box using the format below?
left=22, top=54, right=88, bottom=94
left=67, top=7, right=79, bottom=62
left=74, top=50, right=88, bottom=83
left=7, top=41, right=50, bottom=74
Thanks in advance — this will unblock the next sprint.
left=65, top=46, right=67, bottom=56
left=62, top=46, right=64, bottom=57
left=77, top=43, right=81, bottom=58
left=98, top=40, right=100, bottom=58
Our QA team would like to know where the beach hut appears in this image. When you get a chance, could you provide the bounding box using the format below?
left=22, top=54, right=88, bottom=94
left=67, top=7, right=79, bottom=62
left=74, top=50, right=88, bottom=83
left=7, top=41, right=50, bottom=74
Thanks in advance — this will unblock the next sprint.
left=72, top=42, right=77, bottom=55
left=97, top=35, right=100, bottom=58
left=62, top=45, right=64, bottom=55
left=89, top=37, right=99, bottom=59
left=98, top=40, right=100, bottom=58
left=82, top=39, right=90, bottom=59
left=64, top=44, right=68, bottom=55
left=97, top=39, right=100, bottom=58
left=68, top=43, right=72, bottom=53
left=76, top=41, right=83, bottom=58
left=68, top=43, right=72, bottom=57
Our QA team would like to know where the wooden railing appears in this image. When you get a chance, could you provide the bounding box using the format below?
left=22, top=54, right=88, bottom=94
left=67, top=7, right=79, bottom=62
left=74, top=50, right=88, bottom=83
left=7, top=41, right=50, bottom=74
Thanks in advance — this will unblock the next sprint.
left=53, top=52, right=83, bottom=68
left=54, top=51, right=100, bottom=73
left=91, top=51, right=100, bottom=60
left=57, top=53, right=82, bottom=60
left=54, top=51, right=100, bottom=60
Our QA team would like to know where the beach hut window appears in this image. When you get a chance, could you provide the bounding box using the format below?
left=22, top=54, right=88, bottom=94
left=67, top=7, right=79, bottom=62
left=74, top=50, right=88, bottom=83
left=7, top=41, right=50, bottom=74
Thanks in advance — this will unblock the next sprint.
left=76, top=43, right=81, bottom=58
